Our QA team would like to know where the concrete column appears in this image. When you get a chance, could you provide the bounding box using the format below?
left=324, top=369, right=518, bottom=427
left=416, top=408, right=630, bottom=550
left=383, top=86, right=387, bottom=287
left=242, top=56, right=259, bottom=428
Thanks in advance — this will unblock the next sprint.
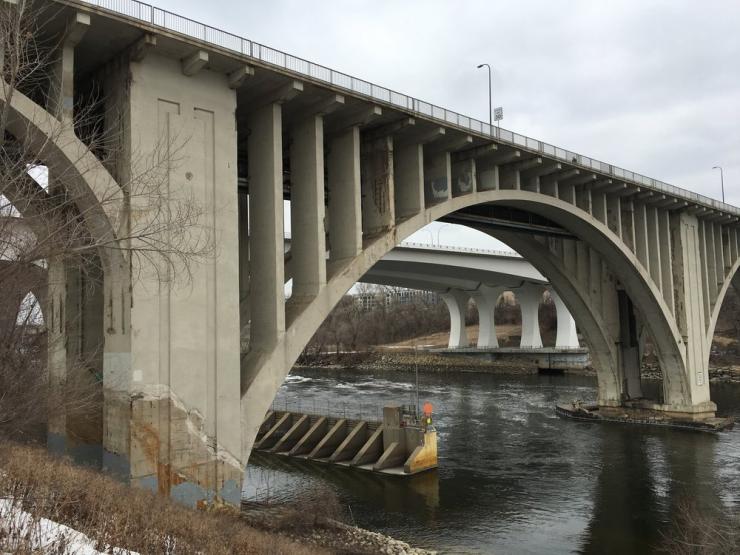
left=667, top=211, right=713, bottom=411
left=393, top=142, right=424, bottom=219
left=248, top=102, right=285, bottom=350
left=658, top=209, right=675, bottom=313
left=238, top=190, right=250, bottom=335
left=476, top=163, right=499, bottom=192
left=327, top=127, right=362, bottom=262
left=360, top=135, right=395, bottom=235
left=499, top=165, right=520, bottom=190
left=471, top=285, right=505, bottom=349
left=46, top=256, right=68, bottom=450
left=550, top=289, right=579, bottom=348
left=634, top=202, right=649, bottom=271
left=620, top=199, right=636, bottom=252
left=714, top=223, right=725, bottom=282
left=48, top=12, right=90, bottom=123
left=440, top=289, right=470, bottom=348
left=646, top=206, right=662, bottom=291
left=290, top=115, right=326, bottom=298
left=606, top=195, right=622, bottom=238
left=617, top=290, right=642, bottom=399
left=517, top=285, right=543, bottom=349
left=451, top=158, right=476, bottom=197
left=705, top=221, right=718, bottom=302
left=423, top=149, right=451, bottom=204
left=103, top=52, right=244, bottom=505
left=592, top=191, right=607, bottom=224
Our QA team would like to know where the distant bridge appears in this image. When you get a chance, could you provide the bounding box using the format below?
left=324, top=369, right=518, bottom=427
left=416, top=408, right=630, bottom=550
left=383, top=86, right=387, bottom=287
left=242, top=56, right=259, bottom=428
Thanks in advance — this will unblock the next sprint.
left=362, top=243, right=578, bottom=349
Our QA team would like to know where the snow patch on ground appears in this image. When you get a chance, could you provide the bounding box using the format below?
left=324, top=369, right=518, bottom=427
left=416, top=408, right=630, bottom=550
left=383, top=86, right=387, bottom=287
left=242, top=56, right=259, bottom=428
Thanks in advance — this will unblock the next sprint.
left=0, top=498, right=138, bottom=554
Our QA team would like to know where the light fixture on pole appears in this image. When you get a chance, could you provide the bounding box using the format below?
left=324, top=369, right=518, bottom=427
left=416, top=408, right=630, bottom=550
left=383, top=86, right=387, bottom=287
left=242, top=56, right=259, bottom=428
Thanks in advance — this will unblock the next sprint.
left=436, top=223, right=451, bottom=246
left=476, top=63, right=493, bottom=128
left=713, top=166, right=725, bottom=203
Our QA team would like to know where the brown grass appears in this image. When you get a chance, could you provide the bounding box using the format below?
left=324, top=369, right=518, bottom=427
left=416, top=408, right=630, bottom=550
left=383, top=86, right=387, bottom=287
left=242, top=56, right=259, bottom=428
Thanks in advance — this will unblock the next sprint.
left=0, top=441, right=326, bottom=554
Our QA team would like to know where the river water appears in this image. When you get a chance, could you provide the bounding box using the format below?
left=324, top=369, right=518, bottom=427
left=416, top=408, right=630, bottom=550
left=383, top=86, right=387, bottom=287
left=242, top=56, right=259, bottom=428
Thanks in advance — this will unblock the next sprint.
left=244, top=368, right=740, bottom=554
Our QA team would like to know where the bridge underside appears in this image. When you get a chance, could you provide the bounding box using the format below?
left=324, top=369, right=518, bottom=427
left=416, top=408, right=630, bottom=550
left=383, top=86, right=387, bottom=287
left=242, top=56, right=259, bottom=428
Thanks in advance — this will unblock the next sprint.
left=3, top=0, right=739, bottom=507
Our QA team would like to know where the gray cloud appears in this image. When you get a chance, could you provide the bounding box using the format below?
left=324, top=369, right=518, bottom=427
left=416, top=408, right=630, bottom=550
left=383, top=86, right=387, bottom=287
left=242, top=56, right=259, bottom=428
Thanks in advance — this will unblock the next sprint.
left=156, top=0, right=740, bottom=249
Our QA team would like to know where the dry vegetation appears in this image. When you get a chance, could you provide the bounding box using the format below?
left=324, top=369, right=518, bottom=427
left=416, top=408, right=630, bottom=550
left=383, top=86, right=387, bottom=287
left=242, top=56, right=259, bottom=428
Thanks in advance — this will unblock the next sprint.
left=660, top=500, right=740, bottom=555
left=0, top=441, right=325, bottom=554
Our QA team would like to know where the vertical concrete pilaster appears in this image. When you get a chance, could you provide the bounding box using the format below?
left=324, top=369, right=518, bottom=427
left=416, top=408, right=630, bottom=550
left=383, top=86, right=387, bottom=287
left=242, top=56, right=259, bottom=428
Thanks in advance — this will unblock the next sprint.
left=327, top=127, right=362, bottom=262
left=617, top=290, right=642, bottom=399
left=658, top=209, right=675, bottom=314
left=633, top=202, right=649, bottom=271
left=249, top=102, right=285, bottom=350
left=668, top=212, right=713, bottom=409
left=48, top=12, right=90, bottom=123
left=393, top=142, right=424, bottom=219
left=646, top=206, right=662, bottom=291
left=361, top=136, right=394, bottom=235
left=290, top=115, right=326, bottom=298
left=451, top=158, right=476, bottom=197
left=423, top=149, right=451, bottom=204
left=238, top=190, right=250, bottom=334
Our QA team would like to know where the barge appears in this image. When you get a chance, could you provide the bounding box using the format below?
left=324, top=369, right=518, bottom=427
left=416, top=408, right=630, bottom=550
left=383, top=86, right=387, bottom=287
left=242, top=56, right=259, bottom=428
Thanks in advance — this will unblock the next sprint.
left=556, top=401, right=734, bottom=433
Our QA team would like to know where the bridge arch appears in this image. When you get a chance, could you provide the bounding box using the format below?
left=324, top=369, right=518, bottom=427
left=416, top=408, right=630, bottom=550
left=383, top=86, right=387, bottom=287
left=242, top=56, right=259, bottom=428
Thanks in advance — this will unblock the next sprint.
left=241, top=189, right=691, bottom=463
left=706, top=261, right=740, bottom=357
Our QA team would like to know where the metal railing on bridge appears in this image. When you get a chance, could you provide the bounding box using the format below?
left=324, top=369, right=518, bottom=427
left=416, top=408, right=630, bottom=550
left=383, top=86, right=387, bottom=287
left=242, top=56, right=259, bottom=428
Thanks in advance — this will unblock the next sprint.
left=398, top=241, right=521, bottom=258
left=76, top=0, right=739, bottom=217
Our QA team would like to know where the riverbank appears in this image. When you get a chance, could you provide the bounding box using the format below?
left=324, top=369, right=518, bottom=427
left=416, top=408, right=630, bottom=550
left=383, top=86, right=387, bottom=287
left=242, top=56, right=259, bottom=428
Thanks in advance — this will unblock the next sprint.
left=297, top=350, right=740, bottom=384
left=0, top=441, right=432, bottom=555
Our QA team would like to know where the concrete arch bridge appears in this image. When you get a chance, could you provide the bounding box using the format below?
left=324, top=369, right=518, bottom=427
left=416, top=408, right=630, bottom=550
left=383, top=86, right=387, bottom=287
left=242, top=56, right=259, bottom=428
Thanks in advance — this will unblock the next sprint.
left=3, top=0, right=740, bottom=505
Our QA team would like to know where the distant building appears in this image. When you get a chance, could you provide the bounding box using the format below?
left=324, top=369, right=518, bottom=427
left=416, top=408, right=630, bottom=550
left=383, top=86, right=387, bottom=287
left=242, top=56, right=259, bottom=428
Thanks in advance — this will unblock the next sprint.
left=354, top=288, right=439, bottom=311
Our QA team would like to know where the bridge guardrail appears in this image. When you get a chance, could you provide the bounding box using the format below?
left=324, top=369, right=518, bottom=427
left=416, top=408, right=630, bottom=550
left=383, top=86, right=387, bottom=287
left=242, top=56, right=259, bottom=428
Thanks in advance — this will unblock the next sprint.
left=398, top=241, right=521, bottom=258
left=77, top=0, right=738, bottom=217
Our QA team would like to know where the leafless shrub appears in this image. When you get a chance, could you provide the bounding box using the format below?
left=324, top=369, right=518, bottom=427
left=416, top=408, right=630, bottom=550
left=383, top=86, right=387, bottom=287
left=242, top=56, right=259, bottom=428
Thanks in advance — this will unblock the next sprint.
left=1, top=1, right=217, bottom=439
left=0, top=441, right=323, bottom=554
left=659, top=499, right=739, bottom=555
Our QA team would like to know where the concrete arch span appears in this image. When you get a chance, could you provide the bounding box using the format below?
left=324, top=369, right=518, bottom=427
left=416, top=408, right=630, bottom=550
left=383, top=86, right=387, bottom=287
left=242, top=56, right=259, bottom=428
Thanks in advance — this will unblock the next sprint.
left=241, top=189, right=702, bottom=468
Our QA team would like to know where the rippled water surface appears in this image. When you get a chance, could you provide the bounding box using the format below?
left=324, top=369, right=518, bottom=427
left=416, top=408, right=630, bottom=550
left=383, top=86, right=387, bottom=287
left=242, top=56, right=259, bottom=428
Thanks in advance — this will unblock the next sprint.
left=244, top=369, right=740, bottom=554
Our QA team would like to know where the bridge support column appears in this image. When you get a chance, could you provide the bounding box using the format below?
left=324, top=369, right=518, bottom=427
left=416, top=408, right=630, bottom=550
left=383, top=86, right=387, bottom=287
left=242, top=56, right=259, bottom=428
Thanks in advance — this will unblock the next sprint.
left=328, top=127, right=362, bottom=262
left=517, top=285, right=543, bottom=348
left=441, top=289, right=470, bottom=348
left=471, top=285, right=504, bottom=348
left=662, top=212, right=715, bottom=415
left=549, top=289, right=579, bottom=348
left=618, top=290, right=643, bottom=399
left=290, top=114, right=326, bottom=299
left=100, top=53, right=243, bottom=505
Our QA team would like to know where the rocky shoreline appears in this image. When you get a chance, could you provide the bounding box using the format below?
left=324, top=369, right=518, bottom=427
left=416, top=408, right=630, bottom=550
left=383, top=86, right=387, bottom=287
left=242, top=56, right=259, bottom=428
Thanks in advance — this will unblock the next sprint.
left=296, top=350, right=740, bottom=384
left=241, top=502, right=433, bottom=555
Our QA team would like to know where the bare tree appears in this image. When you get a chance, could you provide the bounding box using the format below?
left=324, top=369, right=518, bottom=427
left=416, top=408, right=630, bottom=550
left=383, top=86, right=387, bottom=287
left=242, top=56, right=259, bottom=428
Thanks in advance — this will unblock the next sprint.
left=0, top=1, right=215, bottom=439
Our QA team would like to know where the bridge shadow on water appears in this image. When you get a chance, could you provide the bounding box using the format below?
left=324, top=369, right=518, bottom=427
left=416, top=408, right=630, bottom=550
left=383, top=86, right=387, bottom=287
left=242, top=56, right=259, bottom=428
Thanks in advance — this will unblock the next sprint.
left=253, top=368, right=740, bottom=554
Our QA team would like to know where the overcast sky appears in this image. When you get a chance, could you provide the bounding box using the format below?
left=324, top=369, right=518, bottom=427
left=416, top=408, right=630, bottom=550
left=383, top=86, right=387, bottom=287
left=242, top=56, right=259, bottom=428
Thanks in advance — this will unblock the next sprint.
left=154, top=0, right=740, bottom=251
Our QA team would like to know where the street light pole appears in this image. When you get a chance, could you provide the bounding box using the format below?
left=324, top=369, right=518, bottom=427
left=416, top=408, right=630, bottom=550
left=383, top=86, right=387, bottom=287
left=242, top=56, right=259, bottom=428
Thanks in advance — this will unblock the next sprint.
left=436, top=223, right=450, bottom=246
left=713, top=166, right=725, bottom=203
left=477, top=63, right=492, bottom=127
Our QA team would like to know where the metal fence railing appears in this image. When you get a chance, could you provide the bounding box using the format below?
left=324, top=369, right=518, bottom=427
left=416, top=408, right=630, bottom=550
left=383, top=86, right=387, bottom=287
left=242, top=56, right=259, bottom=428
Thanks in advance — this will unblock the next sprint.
left=271, top=395, right=385, bottom=423
left=73, top=0, right=739, bottom=217
left=399, top=241, right=521, bottom=258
